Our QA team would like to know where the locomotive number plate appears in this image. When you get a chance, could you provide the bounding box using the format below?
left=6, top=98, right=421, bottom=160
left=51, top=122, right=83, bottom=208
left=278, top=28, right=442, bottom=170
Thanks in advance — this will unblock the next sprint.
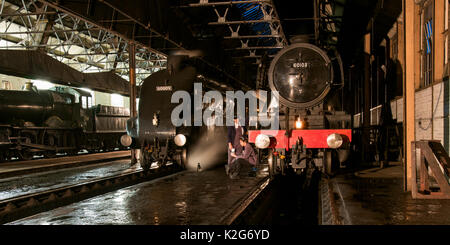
left=292, top=62, right=309, bottom=68
left=156, top=85, right=173, bottom=91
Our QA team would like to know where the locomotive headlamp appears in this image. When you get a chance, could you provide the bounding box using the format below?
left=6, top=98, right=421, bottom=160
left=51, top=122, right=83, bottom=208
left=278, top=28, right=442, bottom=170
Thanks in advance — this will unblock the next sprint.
left=289, top=76, right=295, bottom=86
left=295, top=117, right=303, bottom=129
left=255, top=134, right=271, bottom=149
left=174, top=134, right=187, bottom=147
left=327, top=133, right=343, bottom=149
left=152, top=112, right=160, bottom=126
left=120, top=134, right=133, bottom=147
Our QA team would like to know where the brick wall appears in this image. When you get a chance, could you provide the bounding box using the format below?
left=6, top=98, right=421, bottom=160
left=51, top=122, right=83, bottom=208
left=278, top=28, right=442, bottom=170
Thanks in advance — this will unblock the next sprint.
left=392, top=79, right=450, bottom=153
left=432, top=82, right=444, bottom=145
left=415, top=86, right=432, bottom=140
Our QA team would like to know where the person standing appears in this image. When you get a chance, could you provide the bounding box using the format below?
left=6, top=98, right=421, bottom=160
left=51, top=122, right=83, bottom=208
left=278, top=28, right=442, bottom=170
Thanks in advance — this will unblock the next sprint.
left=226, top=116, right=246, bottom=169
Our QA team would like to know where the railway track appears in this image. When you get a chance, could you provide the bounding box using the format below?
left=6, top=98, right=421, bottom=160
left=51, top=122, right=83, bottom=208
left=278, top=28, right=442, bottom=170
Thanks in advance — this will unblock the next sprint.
left=0, top=150, right=131, bottom=179
left=221, top=177, right=273, bottom=225
left=0, top=149, right=129, bottom=164
left=226, top=171, right=321, bottom=225
left=0, top=165, right=182, bottom=224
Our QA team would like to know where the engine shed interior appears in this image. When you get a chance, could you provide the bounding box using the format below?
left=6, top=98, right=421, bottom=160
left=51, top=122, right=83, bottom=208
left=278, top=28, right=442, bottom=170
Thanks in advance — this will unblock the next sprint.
left=1, top=0, right=450, bottom=236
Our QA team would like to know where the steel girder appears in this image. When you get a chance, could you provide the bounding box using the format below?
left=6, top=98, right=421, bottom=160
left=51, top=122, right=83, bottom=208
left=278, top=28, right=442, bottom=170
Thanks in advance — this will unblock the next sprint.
left=0, top=0, right=167, bottom=87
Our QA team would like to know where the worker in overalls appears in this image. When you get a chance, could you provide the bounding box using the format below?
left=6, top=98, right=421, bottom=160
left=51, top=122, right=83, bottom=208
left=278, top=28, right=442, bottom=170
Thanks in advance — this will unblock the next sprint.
left=229, top=136, right=258, bottom=179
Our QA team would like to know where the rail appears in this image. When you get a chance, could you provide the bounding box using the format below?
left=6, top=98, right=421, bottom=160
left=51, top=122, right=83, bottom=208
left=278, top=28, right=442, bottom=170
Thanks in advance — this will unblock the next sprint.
left=0, top=165, right=182, bottom=224
left=220, top=177, right=271, bottom=225
left=0, top=151, right=131, bottom=178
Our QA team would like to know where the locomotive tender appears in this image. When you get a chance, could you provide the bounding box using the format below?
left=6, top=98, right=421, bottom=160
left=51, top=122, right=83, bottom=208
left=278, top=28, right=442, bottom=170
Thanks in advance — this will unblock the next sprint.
left=0, top=83, right=129, bottom=162
left=249, top=43, right=352, bottom=176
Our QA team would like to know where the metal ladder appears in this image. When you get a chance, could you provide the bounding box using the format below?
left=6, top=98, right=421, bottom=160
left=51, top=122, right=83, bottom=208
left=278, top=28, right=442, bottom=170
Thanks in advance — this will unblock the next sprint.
left=411, top=140, right=450, bottom=199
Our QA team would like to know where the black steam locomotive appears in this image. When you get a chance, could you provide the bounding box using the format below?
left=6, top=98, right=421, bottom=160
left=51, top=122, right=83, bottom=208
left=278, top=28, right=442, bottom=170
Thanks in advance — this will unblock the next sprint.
left=249, top=42, right=352, bottom=176
left=122, top=55, right=228, bottom=171
left=0, top=83, right=129, bottom=162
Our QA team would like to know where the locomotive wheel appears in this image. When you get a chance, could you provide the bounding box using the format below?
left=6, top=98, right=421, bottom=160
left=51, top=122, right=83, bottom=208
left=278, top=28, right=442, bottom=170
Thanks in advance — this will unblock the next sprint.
left=271, top=152, right=281, bottom=176
left=268, top=149, right=274, bottom=178
left=173, top=148, right=188, bottom=170
left=3, top=151, right=10, bottom=162
left=325, top=150, right=334, bottom=176
left=272, top=156, right=278, bottom=175
left=19, top=149, right=33, bottom=161
left=280, top=149, right=286, bottom=176
left=49, top=135, right=55, bottom=146
left=156, top=159, right=166, bottom=168
left=44, top=151, right=56, bottom=158
left=68, top=150, right=78, bottom=156
left=181, top=148, right=188, bottom=169
left=140, top=146, right=151, bottom=171
left=19, top=134, right=33, bottom=161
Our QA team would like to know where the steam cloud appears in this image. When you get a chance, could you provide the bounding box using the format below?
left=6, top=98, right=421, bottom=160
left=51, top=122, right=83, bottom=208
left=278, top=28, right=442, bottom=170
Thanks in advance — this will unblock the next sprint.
left=186, top=127, right=227, bottom=171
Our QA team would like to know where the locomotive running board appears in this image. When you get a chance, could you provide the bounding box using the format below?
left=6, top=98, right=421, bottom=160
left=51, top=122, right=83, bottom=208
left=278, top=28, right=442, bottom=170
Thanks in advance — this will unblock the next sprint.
left=248, top=129, right=352, bottom=149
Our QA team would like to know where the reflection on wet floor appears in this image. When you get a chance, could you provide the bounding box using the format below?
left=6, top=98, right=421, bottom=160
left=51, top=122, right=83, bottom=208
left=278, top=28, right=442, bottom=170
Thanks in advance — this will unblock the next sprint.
left=336, top=164, right=450, bottom=225
left=8, top=167, right=268, bottom=225
left=0, top=160, right=138, bottom=200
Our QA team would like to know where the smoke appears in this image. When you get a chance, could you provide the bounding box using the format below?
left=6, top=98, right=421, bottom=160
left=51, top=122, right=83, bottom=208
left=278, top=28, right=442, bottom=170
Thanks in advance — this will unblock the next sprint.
left=186, top=127, right=227, bottom=171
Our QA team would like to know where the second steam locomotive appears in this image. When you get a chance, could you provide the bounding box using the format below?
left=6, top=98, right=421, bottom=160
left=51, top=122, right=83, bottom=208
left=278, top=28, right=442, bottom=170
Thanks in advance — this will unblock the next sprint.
left=249, top=42, right=352, bottom=176
left=0, top=83, right=129, bottom=162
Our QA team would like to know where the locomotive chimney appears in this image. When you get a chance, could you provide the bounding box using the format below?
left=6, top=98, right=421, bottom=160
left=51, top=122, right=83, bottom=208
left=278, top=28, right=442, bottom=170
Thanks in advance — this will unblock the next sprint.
left=22, top=82, right=35, bottom=91
left=290, top=35, right=312, bottom=44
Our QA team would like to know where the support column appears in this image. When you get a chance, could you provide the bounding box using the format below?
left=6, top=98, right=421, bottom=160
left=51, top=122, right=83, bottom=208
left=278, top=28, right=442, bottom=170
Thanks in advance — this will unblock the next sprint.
left=362, top=32, right=371, bottom=163
left=129, top=42, right=137, bottom=164
left=37, top=14, right=55, bottom=52
left=403, top=0, right=416, bottom=191
left=434, top=0, right=444, bottom=83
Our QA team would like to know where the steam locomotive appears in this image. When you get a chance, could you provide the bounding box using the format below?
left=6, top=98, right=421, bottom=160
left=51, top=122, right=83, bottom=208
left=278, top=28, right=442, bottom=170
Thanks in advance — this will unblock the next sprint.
left=248, top=43, right=352, bottom=176
left=0, top=83, right=129, bottom=162
left=121, top=55, right=228, bottom=171
left=124, top=43, right=351, bottom=174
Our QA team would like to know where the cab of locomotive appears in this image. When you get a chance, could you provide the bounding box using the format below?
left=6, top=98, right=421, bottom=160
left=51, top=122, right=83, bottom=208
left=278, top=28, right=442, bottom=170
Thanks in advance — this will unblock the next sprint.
left=49, top=86, right=94, bottom=130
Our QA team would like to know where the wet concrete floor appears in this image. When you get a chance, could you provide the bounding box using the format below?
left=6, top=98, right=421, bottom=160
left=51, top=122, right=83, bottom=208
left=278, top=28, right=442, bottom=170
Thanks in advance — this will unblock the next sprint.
left=333, top=163, right=450, bottom=224
left=0, top=159, right=138, bottom=200
left=7, top=166, right=268, bottom=225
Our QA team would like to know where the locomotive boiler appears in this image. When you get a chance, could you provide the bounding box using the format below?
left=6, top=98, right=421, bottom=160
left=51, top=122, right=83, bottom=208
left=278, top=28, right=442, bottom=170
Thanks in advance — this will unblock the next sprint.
left=0, top=86, right=74, bottom=126
left=122, top=55, right=228, bottom=171
left=248, top=43, right=352, bottom=176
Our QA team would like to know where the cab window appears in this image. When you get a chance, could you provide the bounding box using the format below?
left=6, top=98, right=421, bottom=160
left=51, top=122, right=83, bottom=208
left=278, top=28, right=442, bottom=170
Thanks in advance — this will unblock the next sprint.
left=81, top=96, right=87, bottom=109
